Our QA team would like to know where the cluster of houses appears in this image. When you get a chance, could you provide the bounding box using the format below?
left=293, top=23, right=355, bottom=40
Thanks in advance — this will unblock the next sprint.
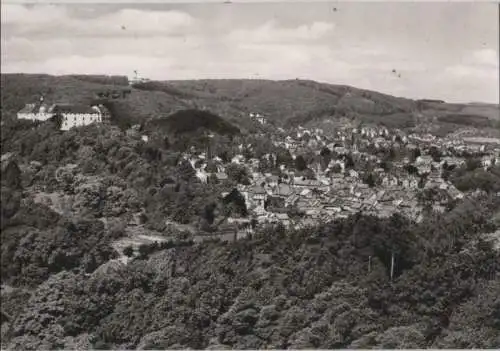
left=177, top=117, right=500, bottom=235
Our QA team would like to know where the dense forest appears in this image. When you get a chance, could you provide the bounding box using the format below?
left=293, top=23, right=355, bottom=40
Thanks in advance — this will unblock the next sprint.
left=146, top=109, right=241, bottom=137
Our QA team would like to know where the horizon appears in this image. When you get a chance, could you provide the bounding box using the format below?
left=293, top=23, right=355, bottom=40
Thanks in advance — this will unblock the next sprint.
left=1, top=2, right=499, bottom=104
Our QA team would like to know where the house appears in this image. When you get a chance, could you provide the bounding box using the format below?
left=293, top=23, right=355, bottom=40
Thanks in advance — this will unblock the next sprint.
left=382, top=175, right=398, bottom=187
left=195, top=169, right=208, bottom=184
left=334, top=146, right=349, bottom=155
left=293, top=178, right=322, bottom=188
left=330, top=173, right=344, bottom=183
left=17, top=101, right=53, bottom=122
left=482, top=155, right=494, bottom=168
left=275, top=213, right=290, bottom=226
left=401, top=176, right=419, bottom=189
left=285, top=194, right=300, bottom=207
left=441, top=157, right=464, bottom=168
left=348, top=169, right=359, bottom=179
left=215, top=172, right=228, bottom=181
left=378, top=190, right=395, bottom=203
left=447, top=185, right=464, bottom=200
left=318, top=176, right=331, bottom=186
left=266, top=175, right=279, bottom=187
left=250, top=113, right=266, bottom=125
left=416, top=155, right=433, bottom=165
left=299, top=188, right=312, bottom=197
left=250, top=185, right=267, bottom=207
left=231, top=155, right=245, bottom=164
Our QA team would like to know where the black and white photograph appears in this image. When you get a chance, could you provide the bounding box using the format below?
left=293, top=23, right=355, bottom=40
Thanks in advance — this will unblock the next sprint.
left=1, top=0, right=499, bottom=349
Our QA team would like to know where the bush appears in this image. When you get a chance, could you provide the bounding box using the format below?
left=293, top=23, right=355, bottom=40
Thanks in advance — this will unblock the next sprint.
left=123, top=246, right=134, bottom=257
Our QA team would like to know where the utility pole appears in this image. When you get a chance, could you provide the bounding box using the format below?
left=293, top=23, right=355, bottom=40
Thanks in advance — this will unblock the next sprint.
left=390, top=252, right=395, bottom=281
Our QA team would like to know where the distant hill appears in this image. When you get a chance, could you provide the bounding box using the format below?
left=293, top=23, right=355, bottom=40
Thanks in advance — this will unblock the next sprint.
left=146, top=109, right=240, bottom=137
left=1, top=74, right=498, bottom=135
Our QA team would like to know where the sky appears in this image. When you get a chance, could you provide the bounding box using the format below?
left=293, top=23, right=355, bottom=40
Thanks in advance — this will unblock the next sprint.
left=1, top=1, right=499, bottom=103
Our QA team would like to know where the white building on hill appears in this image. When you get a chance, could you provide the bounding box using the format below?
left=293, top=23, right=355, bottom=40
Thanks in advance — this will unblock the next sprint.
left=249, top=112, right=267, bottom=125
left=17, top=100, right=103, bottom=131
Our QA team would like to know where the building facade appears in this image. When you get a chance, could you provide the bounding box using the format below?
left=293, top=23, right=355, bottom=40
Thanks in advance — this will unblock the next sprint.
left=17, top=101, right=103, bottom=131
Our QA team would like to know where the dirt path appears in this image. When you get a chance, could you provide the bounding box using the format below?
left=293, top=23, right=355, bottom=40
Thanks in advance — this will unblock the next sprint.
left=111, top=225, right=172, bottom=262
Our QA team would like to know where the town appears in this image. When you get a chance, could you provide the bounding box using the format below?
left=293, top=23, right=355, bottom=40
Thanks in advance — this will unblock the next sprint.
left=163, top=112, right=500, bottom=239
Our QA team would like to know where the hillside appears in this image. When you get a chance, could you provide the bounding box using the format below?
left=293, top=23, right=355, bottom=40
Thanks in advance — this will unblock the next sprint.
left=148, top=79, right=419, bottom=128
left=162, top=79, right=499, bottom=132
left=1, top=74, right=499, bottom=135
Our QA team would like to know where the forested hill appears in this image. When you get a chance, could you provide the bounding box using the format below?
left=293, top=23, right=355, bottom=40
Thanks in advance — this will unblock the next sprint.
left=2, top=188, right=500, bottom=349
left=2, top=74, right=499, bottom=136
left=145, top=109, right=240, bottom=137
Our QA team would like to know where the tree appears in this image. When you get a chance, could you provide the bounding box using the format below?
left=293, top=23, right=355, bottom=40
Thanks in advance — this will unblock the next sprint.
left=429, top=147, right=442, bottom=163
left=1, top=160, right=22, bottom=189
left=387, top=147, right=397, bottom=161
left=226, top=164, right=250, bottom=185
left=330, top=164, right=342, bottom=174
left=205, top=161, right=218, bottom=173
left=50, top=112, right=64, bottom=130
left=410, top=148, right=421, bottom=163
left=465, top=157, right=482, bottom=171
left=320, top=147, right=331, bottom=158
left=405, top=164, right=419, bottom=175
left=276, top=148, right=294, bottom=168
left=176, top=160, right=196, bottom=181
left=364, top=173, right=376, bottom=188
left=203, top=203, right=217, bottom=224
left=222, top=189, right=248, bottom=217
left=295, top=155, right=307, bottom=171
left=418, top=175, right=427, bottom=189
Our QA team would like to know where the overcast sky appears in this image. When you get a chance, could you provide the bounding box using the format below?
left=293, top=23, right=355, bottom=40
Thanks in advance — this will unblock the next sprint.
left=1, top=1, right=499, bottom=103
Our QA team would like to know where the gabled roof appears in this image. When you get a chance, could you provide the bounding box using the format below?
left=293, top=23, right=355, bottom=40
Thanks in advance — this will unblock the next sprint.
left=277, top=184, right=293, bottom=196
left=267, top=175, right=279, bottom=182
left=275, top=213, right=289, bottom=220
left=18, top=103, right=51, bottom=114
left=251, top=185, right=266, bottom=195
left=215, top=172, right=228, bottom=180
left=50, top=104, right=100, bottom=114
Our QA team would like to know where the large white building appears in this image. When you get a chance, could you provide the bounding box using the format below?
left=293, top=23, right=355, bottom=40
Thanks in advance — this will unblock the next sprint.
left=17, top=101, right=103, bottom=131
